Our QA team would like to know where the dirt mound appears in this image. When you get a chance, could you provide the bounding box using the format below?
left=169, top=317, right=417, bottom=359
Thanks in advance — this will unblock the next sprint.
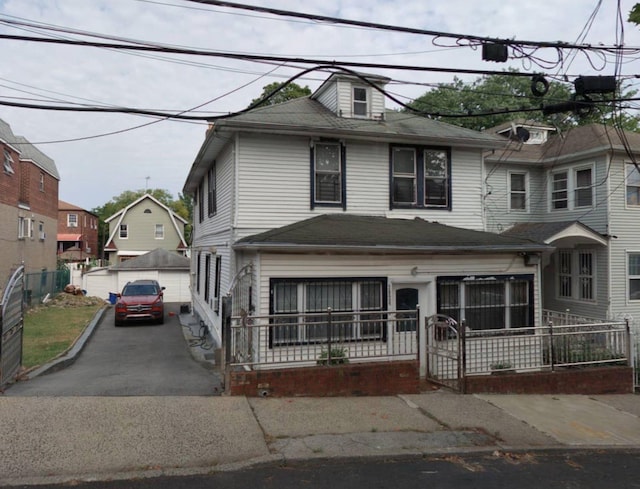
left=48, top=293, right=106, bottom=308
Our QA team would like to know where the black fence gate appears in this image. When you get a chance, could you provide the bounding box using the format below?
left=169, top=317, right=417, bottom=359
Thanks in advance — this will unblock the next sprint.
left=1, top=266, right=24, bottom=388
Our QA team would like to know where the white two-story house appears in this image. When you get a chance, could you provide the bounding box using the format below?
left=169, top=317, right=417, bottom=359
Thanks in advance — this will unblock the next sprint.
left=183, top=71, right=551, bottom=380
left=484, top=120, right=640, bottom=324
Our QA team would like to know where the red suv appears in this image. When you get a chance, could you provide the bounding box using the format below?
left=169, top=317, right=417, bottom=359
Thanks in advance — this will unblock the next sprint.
left=114, top=279, right=165, bottom=326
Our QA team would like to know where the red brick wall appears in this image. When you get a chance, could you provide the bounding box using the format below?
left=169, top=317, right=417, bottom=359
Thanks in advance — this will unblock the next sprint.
left=23, top=163, right=58, bottom=219
left=464, top=366, right=633, bottom=395
left=227, top=361, right=420, bottom=397
left=57, top=209, right=99, bottom=254
left=0, top=144, right=21, bottom=206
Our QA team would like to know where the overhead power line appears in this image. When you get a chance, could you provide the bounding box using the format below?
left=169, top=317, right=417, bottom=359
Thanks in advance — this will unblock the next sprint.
left=184, top=0, right=640, bottom=52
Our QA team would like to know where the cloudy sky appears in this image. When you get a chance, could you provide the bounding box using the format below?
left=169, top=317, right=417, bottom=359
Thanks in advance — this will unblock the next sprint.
left=1, top=0, right=639, bottom=210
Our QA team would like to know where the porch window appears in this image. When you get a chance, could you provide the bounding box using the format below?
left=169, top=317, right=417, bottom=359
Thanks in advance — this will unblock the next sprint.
left=271, top=278, right=386, bottom=345
left=628, top=253, right=640, bottom=301
left=311, top=142, right=345, bottom=208
left=557, top=249, right=595, bottom=301
left=551, top=171, right=568, bottom=209
left=391, top=146, right=451, bottom=210
left=509, top=172, right=527, bottom=211
left=626, top=163, right=640, bottom=206
left=437, top=275, right=533, bottom=330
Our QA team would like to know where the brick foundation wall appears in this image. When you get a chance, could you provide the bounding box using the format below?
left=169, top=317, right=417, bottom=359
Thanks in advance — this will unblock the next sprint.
left=464, top=366, right=633, bottom=395
left=227, top=361, right=420, bottom=397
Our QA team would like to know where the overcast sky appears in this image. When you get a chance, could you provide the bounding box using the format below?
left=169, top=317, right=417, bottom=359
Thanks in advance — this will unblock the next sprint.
left=1, top=0, right=639, bottom=210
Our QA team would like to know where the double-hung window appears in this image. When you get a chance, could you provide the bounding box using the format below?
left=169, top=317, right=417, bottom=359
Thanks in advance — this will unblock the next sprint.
left=154, top=224, right=164, bottom=239
left=391, top=146, right=450, bottom=209
left=557, top=249, right=595, bottom=301
left=352, top=87, right=368, bottom=117
left=119, top=224, right=128, bottom=239
left=311, top=142, right=345, bottom=208
left=437, top=275, right=533, bottom=330
left=67, top=214, right=78, bottom=227
left=509, top=172, right=527, bottom=211
left=574, top=167, right=593, bottom=208
left=208, top=163, right=217, bottom=217
left=271, top=278, right=386, bottom=346
left=551, top=171, right=568, bottom=210
left=628, top=253, right=640, bottom=301
left=3, top=149, right=14, bottom=175
left=39, top=172, right=45, bottom=192
left=626, top=163, right=640, bottom=206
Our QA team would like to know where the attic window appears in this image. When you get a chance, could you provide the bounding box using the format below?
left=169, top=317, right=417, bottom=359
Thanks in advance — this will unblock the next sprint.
left=353, top=87, right=368, bottom=117
left=144, top=209, right=152, bottom=214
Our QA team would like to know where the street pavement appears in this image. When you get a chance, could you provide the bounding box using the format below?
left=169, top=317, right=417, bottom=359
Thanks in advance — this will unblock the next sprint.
left=1, top=311, right=639, bottom=486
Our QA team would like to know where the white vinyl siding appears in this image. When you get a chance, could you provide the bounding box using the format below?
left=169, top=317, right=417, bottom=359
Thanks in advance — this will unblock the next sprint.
left=235, top=134, right=487, bottom=233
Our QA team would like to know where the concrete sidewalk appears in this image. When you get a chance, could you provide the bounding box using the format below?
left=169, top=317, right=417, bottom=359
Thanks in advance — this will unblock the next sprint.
left=1, top=390, right=640, bottom=486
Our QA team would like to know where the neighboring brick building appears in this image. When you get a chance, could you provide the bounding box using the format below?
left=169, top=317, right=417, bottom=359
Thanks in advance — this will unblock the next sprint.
left=0, top=118, right=60, bottom=284
left=57, top=200, right=99, bottom=261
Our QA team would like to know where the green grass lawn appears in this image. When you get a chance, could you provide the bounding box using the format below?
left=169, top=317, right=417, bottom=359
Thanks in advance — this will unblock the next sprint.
left=22, top=298, right=104, bottom=369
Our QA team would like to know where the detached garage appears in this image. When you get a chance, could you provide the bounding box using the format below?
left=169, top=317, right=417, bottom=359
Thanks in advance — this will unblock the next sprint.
left=82, top=248, right=191, bottom=303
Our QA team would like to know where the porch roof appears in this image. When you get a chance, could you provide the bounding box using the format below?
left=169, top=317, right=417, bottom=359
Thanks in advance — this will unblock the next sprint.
left=234, top=214, right=552, bottom=254
left=502, top=221, right=608, bottom=247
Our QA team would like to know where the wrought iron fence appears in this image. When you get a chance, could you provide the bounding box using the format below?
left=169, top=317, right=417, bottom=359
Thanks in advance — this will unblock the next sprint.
left=230, top=308, right=418, bottom=367
left=1, top=266, right=24, bottom=388
left=23, top=269, right=70, bottom=307
left=461, top=321, right=629, bottom=376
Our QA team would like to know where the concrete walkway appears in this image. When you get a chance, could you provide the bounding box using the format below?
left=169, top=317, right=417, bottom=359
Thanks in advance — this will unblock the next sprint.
left=1, top=390, right=640, bottom=486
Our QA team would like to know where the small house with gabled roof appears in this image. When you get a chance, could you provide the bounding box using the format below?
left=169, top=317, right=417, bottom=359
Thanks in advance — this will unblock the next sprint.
left=103, top=193, right=188, bottom=264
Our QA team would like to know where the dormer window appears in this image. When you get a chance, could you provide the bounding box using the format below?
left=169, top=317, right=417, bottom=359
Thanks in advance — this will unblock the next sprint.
left=353, top=87, right=368, bottom=117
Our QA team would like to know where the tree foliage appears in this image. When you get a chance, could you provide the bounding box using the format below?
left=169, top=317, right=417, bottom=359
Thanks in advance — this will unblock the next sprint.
left=407, top=70, right=638, bottom=132
left=249, top=81, right=311, bottom=108
left=629, top=3, right=640, bottom=25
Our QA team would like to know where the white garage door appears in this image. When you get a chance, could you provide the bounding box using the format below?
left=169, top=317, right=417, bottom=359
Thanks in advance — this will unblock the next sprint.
left=158, top=271, right=190, bottom=303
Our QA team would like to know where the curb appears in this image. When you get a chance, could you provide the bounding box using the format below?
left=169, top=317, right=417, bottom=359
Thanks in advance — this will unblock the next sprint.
left=26, top=305, right=108, bottom=379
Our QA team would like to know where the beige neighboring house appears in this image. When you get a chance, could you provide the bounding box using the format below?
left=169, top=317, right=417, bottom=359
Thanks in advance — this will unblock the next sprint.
left=103, top=193, right=188, bottom=264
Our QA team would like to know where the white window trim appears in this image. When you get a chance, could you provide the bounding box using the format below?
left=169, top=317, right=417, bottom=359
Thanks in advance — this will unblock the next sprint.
left=3, top=149, right=15, bottom=175
left=556, top=248, right=597, bottom=303
left=625, top=162, right=640, bottom=209
left=67, top=214, right=78, bottom=227
left=352, top=85, right=369, bottom=118
left=119, top=223, right=128, bottom=239
left=548, top=163, right=595, bottom=212
left=154, top=224, right=165, bottom=239
left=627, top=250, right=640, bottom=303
left=508, top=170, right=529, bottom=213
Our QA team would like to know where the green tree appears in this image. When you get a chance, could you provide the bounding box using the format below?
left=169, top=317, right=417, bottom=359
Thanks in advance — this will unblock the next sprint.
left=92, top=189, right=192, bottom=258
left=629, top=3, right=640, bottom=25
left=408, top=70, right=638, bottom=131
left=249, top=81, right=311, bottom=108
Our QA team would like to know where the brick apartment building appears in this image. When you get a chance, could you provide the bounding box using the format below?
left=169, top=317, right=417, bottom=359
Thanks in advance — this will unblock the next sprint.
left=57, top=200, right=99, bottom=261
left=0, top=118, right=60, bottom=285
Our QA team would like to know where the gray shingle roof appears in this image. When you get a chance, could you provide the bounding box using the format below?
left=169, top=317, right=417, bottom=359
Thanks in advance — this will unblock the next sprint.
left=0, top=118, right=60, bottom=179
left=217, top=97, right=505, bottom=148
left=502, top=221, right=605, bottom=243
left=485, top=123, right=640, bottom=164
left=14, top=135, right=60, bottom=180
left=234, top=214, right=551, bottom=253
left=112, top=248, right=189, bottom=270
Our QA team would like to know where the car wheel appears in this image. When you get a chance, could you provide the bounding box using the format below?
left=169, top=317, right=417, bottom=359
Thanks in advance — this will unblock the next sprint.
left=115, top=320, right=122, bottom=327
left=157, top=316, right=164, bottom=325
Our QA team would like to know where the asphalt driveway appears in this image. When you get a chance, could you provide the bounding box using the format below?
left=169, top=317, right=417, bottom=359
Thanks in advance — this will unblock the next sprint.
left=6, top=303, right=221, bottom=396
